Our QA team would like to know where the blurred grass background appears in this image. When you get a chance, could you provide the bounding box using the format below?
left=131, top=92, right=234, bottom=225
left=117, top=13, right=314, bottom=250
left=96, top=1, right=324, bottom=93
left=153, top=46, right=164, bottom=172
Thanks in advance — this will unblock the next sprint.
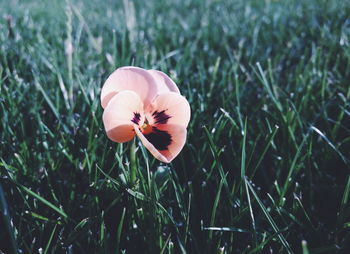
left=0, top=0, right=350, bottom=253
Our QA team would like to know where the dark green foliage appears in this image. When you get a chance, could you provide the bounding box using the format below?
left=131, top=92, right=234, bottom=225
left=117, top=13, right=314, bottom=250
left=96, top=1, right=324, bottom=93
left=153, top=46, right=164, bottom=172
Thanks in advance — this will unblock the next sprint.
left=0, top=0, right=349, bottom=253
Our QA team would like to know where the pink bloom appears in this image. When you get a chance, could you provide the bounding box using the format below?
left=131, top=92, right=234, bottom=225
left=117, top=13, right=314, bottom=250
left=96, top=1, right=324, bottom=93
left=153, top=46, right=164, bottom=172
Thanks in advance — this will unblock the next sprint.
left=101, top=66, right=190, bottom=163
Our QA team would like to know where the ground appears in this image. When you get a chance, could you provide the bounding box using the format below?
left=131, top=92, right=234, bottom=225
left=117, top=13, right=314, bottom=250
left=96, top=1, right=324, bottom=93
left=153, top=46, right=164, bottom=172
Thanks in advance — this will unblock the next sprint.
left=0, top=0, right=350, bottom=253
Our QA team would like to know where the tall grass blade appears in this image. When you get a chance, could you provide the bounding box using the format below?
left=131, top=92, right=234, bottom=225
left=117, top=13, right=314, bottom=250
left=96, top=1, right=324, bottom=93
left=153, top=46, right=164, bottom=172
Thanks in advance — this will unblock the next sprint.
left=246, top=178, right=293, bottom=254
left=0, top=184, right=19, bottom=254
left=43, top=224, right=57, bottom=254
left=17, top=184, right=68, bottom=220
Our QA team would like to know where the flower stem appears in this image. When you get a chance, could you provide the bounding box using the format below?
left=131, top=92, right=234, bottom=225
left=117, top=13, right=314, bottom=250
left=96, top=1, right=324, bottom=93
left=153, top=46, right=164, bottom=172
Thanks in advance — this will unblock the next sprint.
left=130, top=139, right=137, bottom=186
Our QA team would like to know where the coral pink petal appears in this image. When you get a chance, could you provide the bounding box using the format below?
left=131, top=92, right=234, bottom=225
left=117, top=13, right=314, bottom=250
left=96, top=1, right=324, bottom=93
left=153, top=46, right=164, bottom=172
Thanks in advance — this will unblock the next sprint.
left=147, top=92, right=190, bottom=127
left=103, top=90, right=144, bottom=143
left=147, top=70, right=180, bottom=94
left=101, top=66, right=158, bottom=109
left=134, top=124, right=187, bottom=163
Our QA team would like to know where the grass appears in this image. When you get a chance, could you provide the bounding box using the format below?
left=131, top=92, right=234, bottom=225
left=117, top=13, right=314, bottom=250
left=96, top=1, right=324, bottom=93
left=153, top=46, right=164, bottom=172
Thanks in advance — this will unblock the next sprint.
left=0, top=0, right=350, bottom=253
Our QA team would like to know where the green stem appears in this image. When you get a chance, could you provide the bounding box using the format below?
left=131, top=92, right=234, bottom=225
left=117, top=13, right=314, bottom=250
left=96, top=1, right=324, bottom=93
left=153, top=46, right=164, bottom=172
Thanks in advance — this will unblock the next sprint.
left=130, top=139, right=137, bottom=186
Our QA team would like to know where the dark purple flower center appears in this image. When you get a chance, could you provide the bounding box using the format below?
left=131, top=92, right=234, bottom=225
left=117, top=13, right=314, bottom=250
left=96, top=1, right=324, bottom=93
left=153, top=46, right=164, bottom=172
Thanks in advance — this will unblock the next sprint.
left=152, top=110, right=171, bottom=124
left=131, top=112, right=141, bottom=124
left=144, top=127, right=172, bottom=151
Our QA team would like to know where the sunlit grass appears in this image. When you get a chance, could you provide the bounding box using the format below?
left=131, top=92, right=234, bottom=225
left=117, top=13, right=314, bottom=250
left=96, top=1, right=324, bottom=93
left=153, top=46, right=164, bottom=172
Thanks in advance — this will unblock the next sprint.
left=0, top=0, right=350, bottom=253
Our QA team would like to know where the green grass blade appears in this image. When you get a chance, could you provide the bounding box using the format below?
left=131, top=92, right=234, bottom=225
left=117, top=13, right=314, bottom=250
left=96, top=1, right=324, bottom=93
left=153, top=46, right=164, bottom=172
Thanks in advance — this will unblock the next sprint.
left=240, top=118, right=247, bottom=193
left=160, top=234, right=172, bottom=254
left=246, top=178, right=293, bottom=254
left=251, top=125, right=279, bottom=178
left=302, top=240, right=310, bottom=254
left=279, top=135, right=308, bottom=206
left=209, top=173, right=225, bottom=240
left=116, top=207, right=126, bottom=251
left=35, top=80, right=60, bottom=121
left=0, top=183, right=19, bottom=254
left=245, top=175, right=257, bottom=247
left=17, top=184, right=68, bottom=220
left=43, top=224, right=57, bottom=254
left=337, top=175, right=350, bottom=228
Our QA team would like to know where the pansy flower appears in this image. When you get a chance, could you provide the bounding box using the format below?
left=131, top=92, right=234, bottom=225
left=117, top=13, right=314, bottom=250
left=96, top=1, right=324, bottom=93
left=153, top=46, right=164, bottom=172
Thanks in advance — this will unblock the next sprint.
left=101, top=66, right=190, bottom=163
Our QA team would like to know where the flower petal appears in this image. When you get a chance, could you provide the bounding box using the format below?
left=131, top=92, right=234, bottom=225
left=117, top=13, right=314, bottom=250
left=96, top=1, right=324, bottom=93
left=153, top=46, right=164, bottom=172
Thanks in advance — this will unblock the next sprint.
left=147, top=70, right=180, bottom=94
left=101, top=66, right=158, bottom=109
left=103, top=90, right=144, bottom=143
left=147, top=92, right=190, bottom=127
left=134, top=124, right=187, bottom=163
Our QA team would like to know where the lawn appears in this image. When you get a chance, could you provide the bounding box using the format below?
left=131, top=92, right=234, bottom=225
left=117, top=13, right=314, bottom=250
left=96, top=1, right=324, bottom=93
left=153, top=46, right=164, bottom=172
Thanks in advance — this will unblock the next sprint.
left=1, top=0, right=350, bottom=253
